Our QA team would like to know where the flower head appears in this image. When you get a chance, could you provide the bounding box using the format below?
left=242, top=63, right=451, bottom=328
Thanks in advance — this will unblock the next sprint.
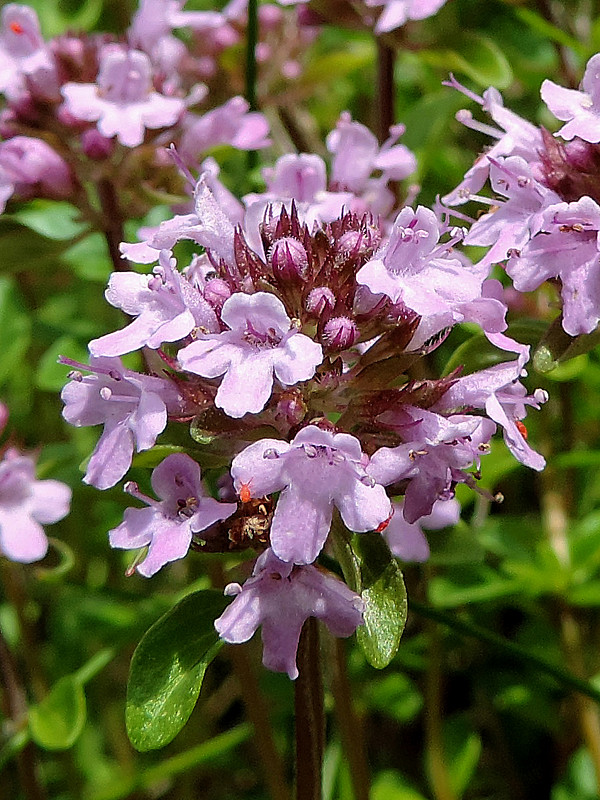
left=178, top=292, right=323, bottom=418
left=215, top=548, right=364, bottom=679
left=231, top=425, right=392, bottom=564
left=0, top=448, right=71, bottom=563
left=109, top=453, right=236, bottom=576
left=61, top=46, right=185, bottom=147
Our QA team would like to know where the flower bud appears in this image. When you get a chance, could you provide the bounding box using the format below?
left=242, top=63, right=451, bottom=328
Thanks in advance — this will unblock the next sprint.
left=204, top=277, right=231, bottom=309
left=259, top=4, right=283, bottom=30
left=564, top=139, right=599, bottom=171
left=270, top=237, right=308, bottom=282
left=276, top=389, right=307, bottom=426
left=81, top=129, right=114, bottom=160
left=306, top=286, right=335, bottom=316
left=322, top=316, right=359, bottom=350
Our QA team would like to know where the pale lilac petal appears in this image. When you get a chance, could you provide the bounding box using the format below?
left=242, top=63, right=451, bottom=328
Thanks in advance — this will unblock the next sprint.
left=0, top=509, right=48, bottom=563
left=272, top=335, right=323, bottom=385
left=215, top=589, right=262, bottom=643
left=215, top=353, right=275, bottom=417
left=335, top=480, right=391, bottom=534
left=178, top=337, right=242, bottom=378
left=383, top=508, right=431, bottom=562
left=230, top=439, right=290, bottom=498
left=151, top=451, right=202, bottom=502
left=109, top=506, right=156, bottom=549
left=270, top=480, right=333, bottom=565
left=84, top=422, right=134, bottom=489
left=137, top=522, right=192, bottom=577
left=485, top=394, right=545, bottom=471
left=29, top=480, right=71, bottom=524
left=131, top=387, right=168, bottom=452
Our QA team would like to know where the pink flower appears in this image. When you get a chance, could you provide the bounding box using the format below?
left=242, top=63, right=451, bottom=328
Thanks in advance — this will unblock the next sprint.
left=61, top=46, right=185, bottom=147
left=109, top=453, right=236, bottom=576
left=0, top=448, right=71, bottom=563
left=215, top=548, right=364, bottom=679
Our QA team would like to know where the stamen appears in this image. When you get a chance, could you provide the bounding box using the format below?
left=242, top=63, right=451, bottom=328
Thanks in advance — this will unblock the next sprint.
left=455, top=109, right=502, bottom=140
left=58, top=355, right=123, bottom=381
left=168, top=144, right=196, bottom=190
left=124, top=481, right=159, bottom=507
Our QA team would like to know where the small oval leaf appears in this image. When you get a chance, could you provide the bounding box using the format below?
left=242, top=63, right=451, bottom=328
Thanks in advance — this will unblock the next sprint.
left=29, top=676, right=86, bottom=750
left=333, top=525, right=407, bottom=669
left=126, top=589, right=228, bottom=752
left=354, top=534, right=408, bottom=669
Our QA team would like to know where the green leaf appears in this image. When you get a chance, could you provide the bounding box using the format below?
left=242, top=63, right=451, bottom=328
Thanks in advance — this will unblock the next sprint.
left=334, top=528, right=407, bottom=669
left=371, top=770, right=429, bottom=800
left=513, top=7, right=587, bottom=57
left=428, top=569, right=522, bottom=607
left=0, top=218, right=67, bottom=271
left=420, top=32, right=513, bottom=89
left=13, top=201, right=88, bottom=241
left=29, top=649, right=113, bottom=751
left=0, top=276, right=32, bottom=387
left=365, top=672, right=423, bottom=724
left=126, top=589, right=229, bottom=751
left=36, top=336, right=89, bottom=392
left=441, top=716, right=482, bottom=798
left=130, top=445, right=185, bottom=468
left=29, top=676, right=86, bottom=750
left=442, top=333, right=511, bottom=377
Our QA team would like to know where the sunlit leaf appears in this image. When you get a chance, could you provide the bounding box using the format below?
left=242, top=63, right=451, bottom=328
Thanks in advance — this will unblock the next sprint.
left=126, top=590, right=228, bottom=751
left=334, top=527, right=407, bottom=669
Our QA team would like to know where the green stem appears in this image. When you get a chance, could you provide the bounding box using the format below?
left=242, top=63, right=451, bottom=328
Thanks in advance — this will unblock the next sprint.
left=295, top=618, right=324, bottom=800
left=0, top=625, right=47, bottom=800
left=424, top=617, right=456, bottom=800
left=331, top=638, right=369, bottom=800
left=228, top=643, right=291, bottom=800
left=410, top=601, right=600, bottom=705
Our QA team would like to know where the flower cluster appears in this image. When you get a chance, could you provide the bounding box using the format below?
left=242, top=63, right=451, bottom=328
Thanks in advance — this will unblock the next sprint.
left=0, top=1, right=274, bottom=223
left=60, top=101, right=548, bottom=676
left=444, top=54, right=600, bottom=337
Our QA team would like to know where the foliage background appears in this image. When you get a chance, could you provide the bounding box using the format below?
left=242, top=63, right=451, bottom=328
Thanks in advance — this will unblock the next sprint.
left=3, top=0, right=600, bottom=798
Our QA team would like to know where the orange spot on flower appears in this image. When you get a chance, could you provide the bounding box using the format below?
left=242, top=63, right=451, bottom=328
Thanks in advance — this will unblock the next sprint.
left=516, top=420, right=528, bottom=440
left=9, top=21, right=24, bottom=34
left=239, top=480, right=253, bottom=503
left=375, top=511, right=393, bottom=533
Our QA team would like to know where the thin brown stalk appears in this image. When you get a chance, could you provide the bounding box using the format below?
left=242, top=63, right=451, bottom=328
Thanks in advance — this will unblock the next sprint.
left=330, top=637, right=370, bottom=800
left=294, top=617, right=324, bottom=800
left=0, top=625, right=47, bottom=800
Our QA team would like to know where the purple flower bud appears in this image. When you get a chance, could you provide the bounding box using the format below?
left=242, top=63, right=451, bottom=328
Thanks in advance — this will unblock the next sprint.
left=270, top=236, right=308, bottom=282
left=322, top=316, right=359, bottom=351
left=305, top=286, right=335, bottom=316
left=81, top=129, right=114, bottom=160
left=563, top=138, right=598, bottom=171
left=276, top=389, right=307, bottom=426
left=258, top=4, right=283, bottom=30
left=204, top=277, right=231, bottom=309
